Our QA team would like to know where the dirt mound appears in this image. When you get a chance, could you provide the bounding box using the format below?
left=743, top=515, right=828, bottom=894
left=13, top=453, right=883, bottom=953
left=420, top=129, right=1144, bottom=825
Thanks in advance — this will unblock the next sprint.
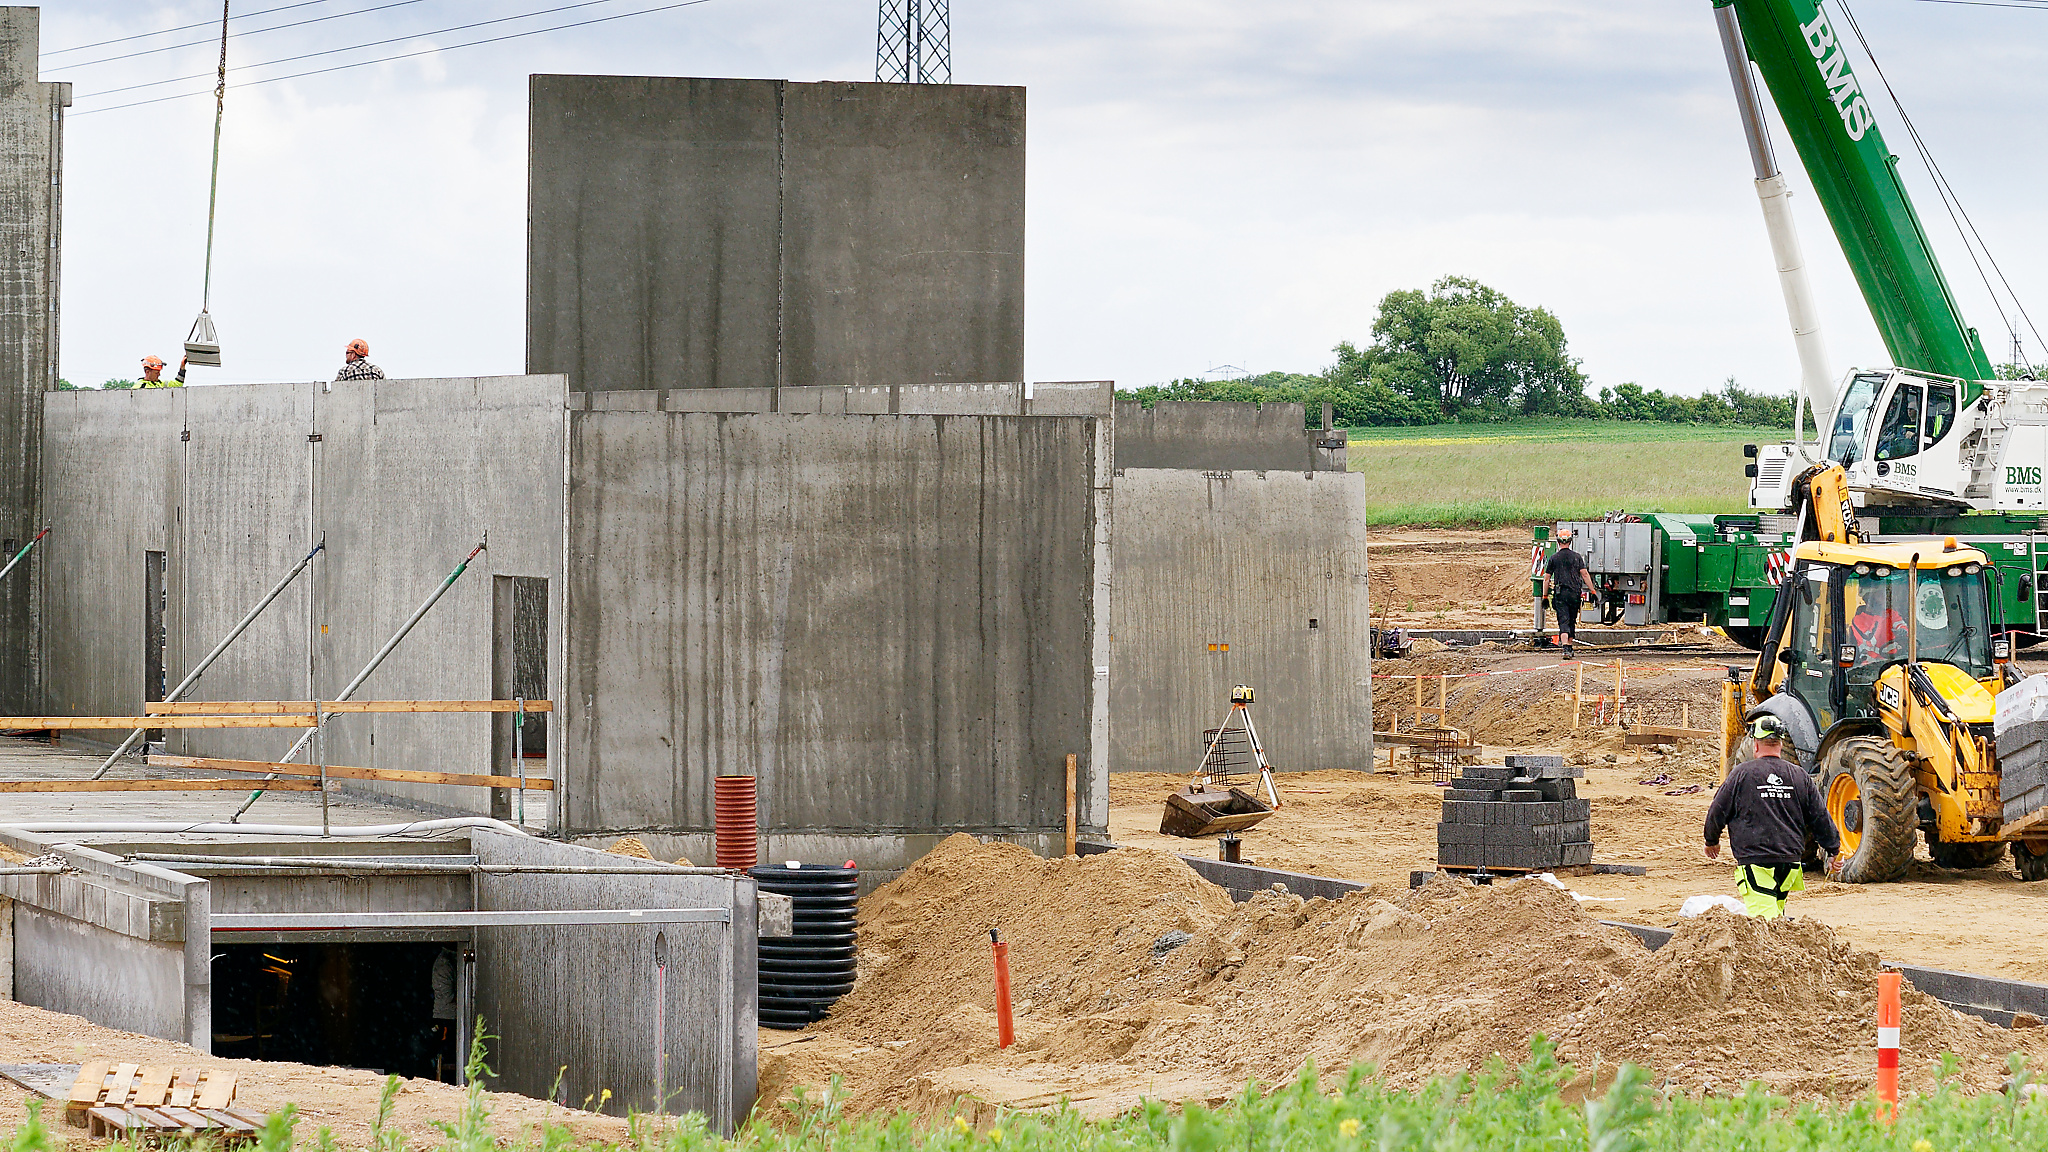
left=784, top=839, right=2047, bottom=1117
left=829, top=834, right=1236, bottom=1042
left=1574, top=909, right=2019, bottom=1096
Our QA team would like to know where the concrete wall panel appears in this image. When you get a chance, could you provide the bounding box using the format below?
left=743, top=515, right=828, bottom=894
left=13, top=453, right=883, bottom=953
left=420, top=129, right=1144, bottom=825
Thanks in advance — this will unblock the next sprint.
left=781, top=81, right=1024, bottom=389
left=1109, top=469, right=1371, bottom=773
left=565, top=410, right=1100, bottom=866
left=0, top=8, right=65, bottom=712
left=40, top=378, right=567, bottom=816
left=1113, top=401, right=1344, bottom=472
left=12, top=904, right=186, bottom=1039
left=528, top=76, right=1023, bottom=393
left=470, top=830, right=754, bottom=1131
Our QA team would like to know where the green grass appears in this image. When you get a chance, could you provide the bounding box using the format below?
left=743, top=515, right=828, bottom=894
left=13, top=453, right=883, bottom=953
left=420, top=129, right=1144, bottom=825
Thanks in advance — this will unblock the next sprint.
left=1347, top=419, right=1784, bottom=527
left=10, top=1042, right=2039, bottom=1152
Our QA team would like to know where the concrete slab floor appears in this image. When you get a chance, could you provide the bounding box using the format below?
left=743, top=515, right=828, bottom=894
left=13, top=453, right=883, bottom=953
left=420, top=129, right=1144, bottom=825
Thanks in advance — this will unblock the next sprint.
left=0, top=737, right=547, bottom=831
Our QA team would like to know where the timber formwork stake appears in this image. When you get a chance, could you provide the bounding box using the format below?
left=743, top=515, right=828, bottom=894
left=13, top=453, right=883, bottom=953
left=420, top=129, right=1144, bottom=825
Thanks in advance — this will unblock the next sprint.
left=231, top=537, right=487, bottom=822
left=93, top=539, right=324, bottom=780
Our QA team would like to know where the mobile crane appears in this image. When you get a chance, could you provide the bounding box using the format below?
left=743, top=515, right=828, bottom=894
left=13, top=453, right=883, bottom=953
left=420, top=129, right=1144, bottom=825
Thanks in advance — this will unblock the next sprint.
left=1535, top=0, right=2048, bottom=652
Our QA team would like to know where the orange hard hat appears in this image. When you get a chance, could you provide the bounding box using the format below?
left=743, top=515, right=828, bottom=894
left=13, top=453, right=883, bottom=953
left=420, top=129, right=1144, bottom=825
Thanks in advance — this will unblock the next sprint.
left=345, top=339, right=369, bottom=358
left=141, top=355, right=165, bottom=369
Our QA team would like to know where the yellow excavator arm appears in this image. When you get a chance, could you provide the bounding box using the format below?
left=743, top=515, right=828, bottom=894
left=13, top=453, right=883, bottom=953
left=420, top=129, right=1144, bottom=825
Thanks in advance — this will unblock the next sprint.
left=1787, top=462, right=1861, bottom=544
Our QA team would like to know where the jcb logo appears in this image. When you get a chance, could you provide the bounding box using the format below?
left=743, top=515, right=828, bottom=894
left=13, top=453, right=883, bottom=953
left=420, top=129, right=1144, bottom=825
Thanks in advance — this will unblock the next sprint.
left=1800, top=13, right=1876, bottom=141
left=2007, top=466, right=2043, bottom=487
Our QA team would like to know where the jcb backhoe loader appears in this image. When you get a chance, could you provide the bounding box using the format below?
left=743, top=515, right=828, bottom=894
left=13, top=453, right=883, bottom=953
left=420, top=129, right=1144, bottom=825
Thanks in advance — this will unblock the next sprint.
left=1725, top=461, right=2048, bottom=882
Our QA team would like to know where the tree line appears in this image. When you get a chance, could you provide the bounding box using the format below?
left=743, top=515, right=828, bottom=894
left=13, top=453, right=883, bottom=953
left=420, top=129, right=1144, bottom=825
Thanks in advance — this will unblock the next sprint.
left=1121, top=275, right=1802, bottom=428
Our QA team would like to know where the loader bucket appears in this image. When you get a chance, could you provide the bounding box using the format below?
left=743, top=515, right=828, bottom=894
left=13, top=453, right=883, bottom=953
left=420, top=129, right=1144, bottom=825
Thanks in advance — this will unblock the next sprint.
left=1160, top=785, right=1273, bottom=838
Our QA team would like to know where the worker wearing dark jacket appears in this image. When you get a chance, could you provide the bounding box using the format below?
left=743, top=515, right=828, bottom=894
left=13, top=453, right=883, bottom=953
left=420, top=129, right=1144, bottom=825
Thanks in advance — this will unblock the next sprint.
left=1704, top=714, right=1840, bottom=918
left=1543, top=531, right=1590, bottom=657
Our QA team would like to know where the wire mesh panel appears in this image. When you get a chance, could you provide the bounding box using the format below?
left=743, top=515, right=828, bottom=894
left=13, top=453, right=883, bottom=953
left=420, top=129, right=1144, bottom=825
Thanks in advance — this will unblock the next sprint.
left=1198, top=727, right=1252, bottom=787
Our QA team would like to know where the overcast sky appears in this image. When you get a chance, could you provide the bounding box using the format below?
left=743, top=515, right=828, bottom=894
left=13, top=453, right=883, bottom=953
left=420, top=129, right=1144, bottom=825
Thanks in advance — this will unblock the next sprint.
left=35, top=0, right=2048, bottom=397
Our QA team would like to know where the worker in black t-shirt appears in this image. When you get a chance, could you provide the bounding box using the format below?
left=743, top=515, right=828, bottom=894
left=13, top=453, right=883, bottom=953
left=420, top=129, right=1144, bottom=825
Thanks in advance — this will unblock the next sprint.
left=1543, top=530, right=1591, bottom=657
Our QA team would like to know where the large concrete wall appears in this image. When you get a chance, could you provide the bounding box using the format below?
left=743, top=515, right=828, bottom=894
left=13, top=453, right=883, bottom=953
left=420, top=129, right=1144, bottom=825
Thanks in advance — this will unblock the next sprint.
left=40, top=377, right=568, bottom=816
left=1113, top=401, right=1346, bottom=472
left=472, top=830, right=755, bottom=1131
left=0, top=10, right=67, bottom=712
left=528, top=76, right=1024, bottom=393
left=1109, top=469, right=1372, bottom=773
left=563, top=396, right=1106, bottom=870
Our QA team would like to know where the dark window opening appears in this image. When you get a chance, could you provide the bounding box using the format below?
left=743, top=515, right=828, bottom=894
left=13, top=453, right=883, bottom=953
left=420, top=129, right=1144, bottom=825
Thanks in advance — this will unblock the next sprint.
left=145, top=550, right=167, bottom=741
left=492, top=576, right=550, bottom=821
left=1308, top=618, right=1319, bottom=630
left=211, top=942, right=460, bottom=1080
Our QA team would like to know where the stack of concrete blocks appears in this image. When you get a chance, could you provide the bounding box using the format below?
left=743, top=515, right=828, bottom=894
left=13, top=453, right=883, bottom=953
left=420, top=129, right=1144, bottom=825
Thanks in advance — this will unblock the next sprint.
left=1435, top=754, right=1593, bottom=871
left=1995, top=722, right=2048, bottom=825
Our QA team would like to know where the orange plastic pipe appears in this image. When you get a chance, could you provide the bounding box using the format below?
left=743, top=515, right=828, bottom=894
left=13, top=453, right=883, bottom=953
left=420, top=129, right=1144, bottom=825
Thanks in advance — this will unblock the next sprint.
left=1877, top=971, right=1900, bottom=1121
left=991, top=929, right=1015, bottom=1048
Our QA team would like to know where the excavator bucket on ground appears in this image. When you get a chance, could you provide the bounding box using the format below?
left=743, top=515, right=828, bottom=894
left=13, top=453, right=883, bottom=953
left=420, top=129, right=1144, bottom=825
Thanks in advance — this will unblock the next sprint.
left=1159, top=785, right=1272, bottom=838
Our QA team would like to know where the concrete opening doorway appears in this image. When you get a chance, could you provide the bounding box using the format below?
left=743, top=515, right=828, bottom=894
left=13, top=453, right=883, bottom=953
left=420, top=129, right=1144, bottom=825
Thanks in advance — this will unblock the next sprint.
left=211, top=941, right=467, bottom=1081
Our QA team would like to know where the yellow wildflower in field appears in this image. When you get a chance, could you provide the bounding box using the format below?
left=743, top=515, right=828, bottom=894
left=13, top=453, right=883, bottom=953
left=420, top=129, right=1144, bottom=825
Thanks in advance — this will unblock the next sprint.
left=1340, top=1118, right=1361, bottom=1138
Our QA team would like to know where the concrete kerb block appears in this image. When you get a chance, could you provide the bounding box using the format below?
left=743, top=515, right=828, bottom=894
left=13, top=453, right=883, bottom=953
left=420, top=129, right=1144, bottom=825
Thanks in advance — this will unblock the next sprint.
left=1461, top=767, right=1515, bottom=781
left=1505, top=754, right=1564, bottom=769
left=1501, top=789, right=1542, bottom=803
left=1443, top=788, right=1497, bottom=802
left=1559, top=842, right=1595, bottom=867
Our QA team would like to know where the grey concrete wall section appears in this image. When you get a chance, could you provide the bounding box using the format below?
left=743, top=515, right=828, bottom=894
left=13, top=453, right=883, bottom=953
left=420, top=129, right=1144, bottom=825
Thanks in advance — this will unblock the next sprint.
left=1112, top=401, right=1345, bottom=472
left=41, top=389, right=186, bottom=723
left=564, top=410, right=1103, bottom=871
left=528, top=76, right=1024, bottom=393
left=781, top=81, right=1024, bottom=389
left=12, top=904, right=186, bottom=1038
left=1108, top=469, right=1372, bottom=773
left=0, top=9, right=68, bottom=713
left=38, top=377, right=568, bottom=817
left=470, top=829, right=755, bottom=1132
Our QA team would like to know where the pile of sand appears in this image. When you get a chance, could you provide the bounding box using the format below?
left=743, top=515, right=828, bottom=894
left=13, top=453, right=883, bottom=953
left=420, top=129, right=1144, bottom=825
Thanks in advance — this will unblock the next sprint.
left=772, top=836, right=2046, bottom=1117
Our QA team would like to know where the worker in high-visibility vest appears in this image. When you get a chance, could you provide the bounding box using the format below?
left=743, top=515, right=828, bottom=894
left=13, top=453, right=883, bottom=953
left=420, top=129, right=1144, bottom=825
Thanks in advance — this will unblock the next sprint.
left=1704, top=714, right=1839, bottom=918
left=138, top=355, right=187, bottom=388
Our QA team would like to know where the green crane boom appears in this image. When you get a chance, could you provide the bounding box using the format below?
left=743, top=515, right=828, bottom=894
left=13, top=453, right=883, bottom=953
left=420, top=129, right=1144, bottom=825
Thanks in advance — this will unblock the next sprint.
left=1716, top=0, right=1994, bottom=388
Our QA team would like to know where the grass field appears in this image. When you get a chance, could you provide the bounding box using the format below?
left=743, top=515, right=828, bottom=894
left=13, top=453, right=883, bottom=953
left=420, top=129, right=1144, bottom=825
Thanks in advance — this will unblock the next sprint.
left=1347, top=419, right=1787, bottom=527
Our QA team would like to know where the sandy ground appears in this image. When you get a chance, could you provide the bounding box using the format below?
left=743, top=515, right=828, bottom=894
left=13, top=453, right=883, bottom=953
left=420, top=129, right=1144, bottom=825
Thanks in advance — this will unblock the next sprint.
left=0, top=1000, right=631, bottom=1149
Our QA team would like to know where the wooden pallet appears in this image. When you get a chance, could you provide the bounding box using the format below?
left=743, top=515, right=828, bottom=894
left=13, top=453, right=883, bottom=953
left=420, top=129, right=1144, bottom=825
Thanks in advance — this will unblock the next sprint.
left=61, top=1060, right=263, bottom=1145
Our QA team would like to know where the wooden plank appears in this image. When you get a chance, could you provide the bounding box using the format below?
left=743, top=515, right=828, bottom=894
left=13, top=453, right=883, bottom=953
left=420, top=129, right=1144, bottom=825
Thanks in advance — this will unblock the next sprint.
left=193, top=1069, right=237, bottom=1110
left=131, top=1066, right=173, bottom=1108
left=2000, top=806, right=2048, bottom=839
left=66, top=1060, right=110, bottom=1108
left=0, top=715, right=316, bottom=729
left=196, top=1108, right=256, bottom=1132
left=1624, top=732, right=1676, bottom=747
left=166, top=1069, right=199, bottom=1109
left=147, top=699, right=553, bottom=715
left=158, top=1105, right=216, bottom=1131
left=151, top=754, right=554, bottom=791
left=0, top=779, right=322, bottom=793
left=87, top=1106, right=138, bottom=1139
left=105, top=1063, right=139, bottom=1106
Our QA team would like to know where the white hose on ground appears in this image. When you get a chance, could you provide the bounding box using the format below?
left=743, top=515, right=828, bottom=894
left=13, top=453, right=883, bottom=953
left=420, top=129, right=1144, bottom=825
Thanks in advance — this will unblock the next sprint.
left=0, top=816, right=528, bottom=839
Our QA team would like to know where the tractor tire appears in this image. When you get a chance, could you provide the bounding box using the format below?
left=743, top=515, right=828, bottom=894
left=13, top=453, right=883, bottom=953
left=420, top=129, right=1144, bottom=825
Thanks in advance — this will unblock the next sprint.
left=1927, top=835, right=2007, bottom=870
left=1821, top=737, right=1919, bottom=884
left=2016, top=841, right=2048, bottom=883
left=1724, top=626, right=1766, bottom=651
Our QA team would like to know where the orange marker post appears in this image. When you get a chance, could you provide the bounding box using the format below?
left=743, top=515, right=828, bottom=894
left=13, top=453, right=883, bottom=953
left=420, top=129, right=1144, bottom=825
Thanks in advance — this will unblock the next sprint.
left=1876, top=970, right=1900, bottom=1121
left=990, top=928, right=1015, bottom=1048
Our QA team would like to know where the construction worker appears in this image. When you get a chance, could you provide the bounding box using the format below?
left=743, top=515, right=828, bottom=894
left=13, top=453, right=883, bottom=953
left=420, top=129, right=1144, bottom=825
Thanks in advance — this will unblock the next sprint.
left=1850, top=597, right=1907, bottom=659
left=138, top=355, right=187, bottom=388
left=1703, top=715, right=1839, bottom=918
left=1543, top=529, right=1590, bottom=658
left=334, top=338, right=386, bottom=383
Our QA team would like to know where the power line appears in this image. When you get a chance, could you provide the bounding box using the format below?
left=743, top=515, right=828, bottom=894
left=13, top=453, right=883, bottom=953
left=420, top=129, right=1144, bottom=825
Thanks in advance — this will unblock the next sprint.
left=53, top=0, right=436, bottom=71
left=71, top=0, right=637, bottom=104
left=1907, top=0, right=2048, bottom=10
left=69, top=0, right=719, bottom=117
left=1836, top=0, right=2043, bottom=370
left=43, top=1, right=337, bottom=57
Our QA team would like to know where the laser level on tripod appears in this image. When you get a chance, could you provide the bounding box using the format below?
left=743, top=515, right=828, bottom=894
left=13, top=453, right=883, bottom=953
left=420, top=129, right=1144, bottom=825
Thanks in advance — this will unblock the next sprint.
left=1159, top=684, right=1278, bottom=855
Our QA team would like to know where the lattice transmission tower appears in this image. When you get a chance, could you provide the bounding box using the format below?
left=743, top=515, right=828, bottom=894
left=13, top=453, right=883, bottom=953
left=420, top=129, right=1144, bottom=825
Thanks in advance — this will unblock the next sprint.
left=875, top=0, right=950, bottom=84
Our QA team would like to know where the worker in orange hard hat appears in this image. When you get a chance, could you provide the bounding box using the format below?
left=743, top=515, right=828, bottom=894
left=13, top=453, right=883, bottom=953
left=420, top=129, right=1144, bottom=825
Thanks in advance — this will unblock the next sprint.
left=333, top=338, right=386, bottom=384
left=138, top=355, right=187, bottom=389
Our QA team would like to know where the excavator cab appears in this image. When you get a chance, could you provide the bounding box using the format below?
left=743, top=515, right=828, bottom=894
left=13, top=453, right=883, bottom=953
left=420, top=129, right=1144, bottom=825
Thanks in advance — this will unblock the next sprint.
left=1734, top=518, right=2048, bottom=882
